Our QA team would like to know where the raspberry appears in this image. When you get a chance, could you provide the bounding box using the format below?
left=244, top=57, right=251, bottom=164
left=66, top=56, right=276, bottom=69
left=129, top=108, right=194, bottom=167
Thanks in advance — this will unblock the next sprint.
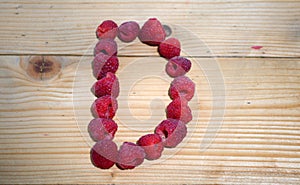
left=155, top=119, right=187, bottom=148
left=158, top=38, right=181, bottom=59
left=118, top=21, right=140, bottom=43
left=90, top=140, right=118, bottom=169
left=96, top=20, right=118, bottom=39
left=138, top=18, right=166, bottom=46
left=91, top=72, right=120, bottom=98
left=88, top=118, right=118, bottom=141
left=93, top=53, right=119, bottom=80
left=166, top=56, right=191, bottom=77
left=91, top=95, right=118, bottom=119
left=169, top=76, right=195, bottom=101
left=137, top=134, right=164, bottom=160
left=117, top=142, right=145, bottom=170
left=94, top=38, right=117, bottom=57
left=166, top=97, right=192, bottom=124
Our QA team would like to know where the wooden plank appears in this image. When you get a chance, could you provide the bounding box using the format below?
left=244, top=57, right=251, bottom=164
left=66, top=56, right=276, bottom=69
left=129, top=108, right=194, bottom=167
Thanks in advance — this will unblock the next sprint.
left=0, top=56, right=299, bottom=184
left=0, top=0, right=299, bottom=57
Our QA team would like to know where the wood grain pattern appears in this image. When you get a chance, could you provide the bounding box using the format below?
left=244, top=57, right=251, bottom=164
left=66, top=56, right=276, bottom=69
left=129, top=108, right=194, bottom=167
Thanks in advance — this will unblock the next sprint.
left=0, top=0, right=299, bottom=184
left=0, top=0, right=299, bottom=57
left=0, top=56, right=299, bottom=184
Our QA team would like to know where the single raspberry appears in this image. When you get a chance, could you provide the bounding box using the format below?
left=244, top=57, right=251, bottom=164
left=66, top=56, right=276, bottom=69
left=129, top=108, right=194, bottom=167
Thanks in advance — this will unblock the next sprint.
left=169, top=76, right=195, bottom=101
left=91, top=72, right=120, bottom=98
left=166, top=56, right=191, bottom=77
left=116, top=142, right=145, bottom=170
left=91, top=95, right=118, bottom=119
left=96, top=20, right=118, bottom=39
left=90, top=140, right=118, bottom=169
left=155, top=119, right=187, bottom=148
left=88, top=118, right=118, bottom=141
left=166, top=97, right=192, bottom=124
left=94, top=38, right=117, bottom=56
left=93, top=53, right=119, bottom=80
left=158, top=38, right=181, bottom=59
left=138, top=18, right=166, bottom=46
left=136, top=134, right=164, bottom=160
left=118, top=21, right=140, bottom=43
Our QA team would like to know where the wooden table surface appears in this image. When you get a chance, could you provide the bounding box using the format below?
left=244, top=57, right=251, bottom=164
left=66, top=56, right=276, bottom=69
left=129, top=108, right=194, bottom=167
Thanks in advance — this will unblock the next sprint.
left=0, top=0, right=299, bottom=184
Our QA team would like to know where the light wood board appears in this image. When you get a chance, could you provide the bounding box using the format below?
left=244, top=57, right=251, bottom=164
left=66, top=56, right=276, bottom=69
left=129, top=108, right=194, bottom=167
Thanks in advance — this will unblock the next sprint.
left=0, top=0, right=299, bottom=57
left=0, top=56, right=299, bottom=184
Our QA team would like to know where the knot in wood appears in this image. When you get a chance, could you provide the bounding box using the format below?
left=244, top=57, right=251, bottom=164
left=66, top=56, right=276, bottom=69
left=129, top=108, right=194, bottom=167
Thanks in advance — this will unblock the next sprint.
left=21, top=56, right=62, bottom=81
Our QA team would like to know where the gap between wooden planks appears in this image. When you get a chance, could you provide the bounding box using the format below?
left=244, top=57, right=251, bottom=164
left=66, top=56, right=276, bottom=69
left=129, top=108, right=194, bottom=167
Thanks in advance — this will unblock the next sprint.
left=0, top=56, right=299, bottom=184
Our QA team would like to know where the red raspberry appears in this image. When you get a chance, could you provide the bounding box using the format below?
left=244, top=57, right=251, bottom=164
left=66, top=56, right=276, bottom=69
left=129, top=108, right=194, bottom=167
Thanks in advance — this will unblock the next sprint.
left=169, top=76, right=195, bottom=101
left=166, top=98, right=192, bottom=124
left=118, top=21, right=140, bottom=43
left=158, top=38, right=181, bottom=59
left=91, top=72, right=120, bottom=98
left=94, top=38, right=117, bottom=56
left=96, top=20, right=118, bottom=39
left=91, top=95, right=118, bottom=119
left=93, top=53, right=119, bottom=80
left=138, top=18, right=166, bottom=46
left=166, top=56, right=191, bottom=77
left=90, top=139, right=118, bottom=169
left=136, top=134, right=164, bottom=160
left=155, top=119, right=187, bottom=148
left=88, top=118, right=118, bottom=141
left=117, top=142, right=145, bottom=170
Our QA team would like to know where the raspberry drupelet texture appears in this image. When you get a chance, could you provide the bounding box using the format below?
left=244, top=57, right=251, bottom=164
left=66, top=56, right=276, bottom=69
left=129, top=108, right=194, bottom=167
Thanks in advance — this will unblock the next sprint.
left=166, top=56, right=191, bottom=77
left=91, top=72, right=120, bottom=98
left=116, top=142, right=145, bottom=170
left=158, top=38, right=181, bottom=59
left=137, top=134, right=164, bottom=160
left=166, top=97, right=193, bottom=124
left=93, top=53, right=119, bottom=80
left=118, top=21, right=140, bottom=43
left=138, top=18, right=166, bottom=46
left=94, top=38, right=118, bottom=57
left=169, top=76, right=195, bottom=101
left=90, top=139, right=118, bottom=169
left=91, top=95, right=118, bottom=119
left=155, top=119, right=187, bottom=148
left=89, top=18, right=195, bottom=170
left=96, top=20, right=118, bottom=39
left=88, top=118, right=118, bottom=141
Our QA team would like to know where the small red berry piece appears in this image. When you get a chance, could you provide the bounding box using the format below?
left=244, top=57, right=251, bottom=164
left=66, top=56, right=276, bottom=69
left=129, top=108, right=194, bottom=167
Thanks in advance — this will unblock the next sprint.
left=166, top=98, right=192, bottom=124
left=88, top=118, right=118, bottom=141
left=158, top=38, right=181, bottom=59
left=91, top=95, right=118, bottom=119
left=94, top=38, right=117, bottom=56
left=93, top=53, right=119, bottom=80
left=155, top=119, right=187, bottom=148
left=96, top=20, right=118, bottom=39
left=92, top=72, right=120, bottom=98
left=117, top=142, right=145, bottom=170
left=137, top=134, right=164, bottom=160
left=90, top=139, right=118, bottom=169
left=138, top=18, right=166, bottom=46
left=169, top=76, right=195, bottom=101
left=118, top=21, right=140, bottom=43
left=166, top=56, right=191, bottom=77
